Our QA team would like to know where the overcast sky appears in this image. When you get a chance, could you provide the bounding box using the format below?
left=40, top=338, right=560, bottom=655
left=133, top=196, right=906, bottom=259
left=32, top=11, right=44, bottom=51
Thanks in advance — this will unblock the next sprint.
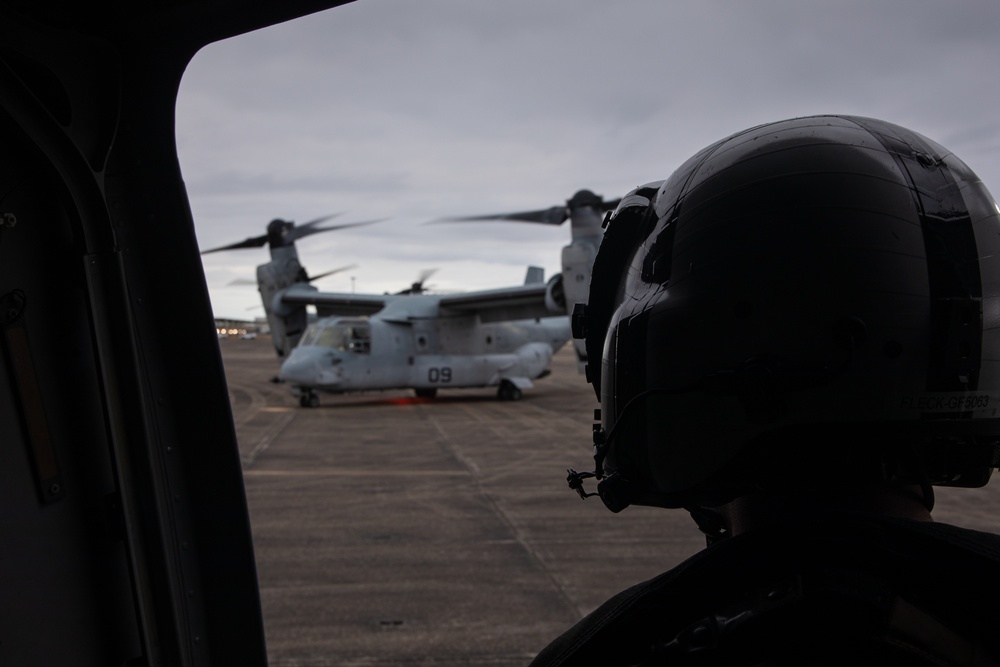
left=176, top=0, right=1000, bottom=321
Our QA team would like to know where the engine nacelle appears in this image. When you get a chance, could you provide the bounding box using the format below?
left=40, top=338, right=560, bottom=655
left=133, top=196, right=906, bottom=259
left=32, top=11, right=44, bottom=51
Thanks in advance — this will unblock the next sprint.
left=258, top=254, right=313, bottom=357
left=544, top=273, right=566, bottom=314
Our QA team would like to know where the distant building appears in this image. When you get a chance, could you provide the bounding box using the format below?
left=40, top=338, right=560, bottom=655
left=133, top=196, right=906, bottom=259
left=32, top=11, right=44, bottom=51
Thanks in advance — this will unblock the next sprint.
left=214, top=317, right=268, bottom=337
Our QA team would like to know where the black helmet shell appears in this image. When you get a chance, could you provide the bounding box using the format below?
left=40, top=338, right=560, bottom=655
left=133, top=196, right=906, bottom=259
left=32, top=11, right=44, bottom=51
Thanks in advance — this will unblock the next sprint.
left=585, top=115, right=1000, bottom=509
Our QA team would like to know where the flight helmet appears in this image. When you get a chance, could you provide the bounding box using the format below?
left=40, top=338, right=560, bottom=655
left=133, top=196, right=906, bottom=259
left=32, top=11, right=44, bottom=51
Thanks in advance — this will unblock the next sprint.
left=573, top=115, right=1000, bottom=514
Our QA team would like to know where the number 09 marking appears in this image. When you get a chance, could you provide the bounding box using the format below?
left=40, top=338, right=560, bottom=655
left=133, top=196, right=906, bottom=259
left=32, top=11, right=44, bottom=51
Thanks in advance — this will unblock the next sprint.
left=428, top=367, right=452, bottom=383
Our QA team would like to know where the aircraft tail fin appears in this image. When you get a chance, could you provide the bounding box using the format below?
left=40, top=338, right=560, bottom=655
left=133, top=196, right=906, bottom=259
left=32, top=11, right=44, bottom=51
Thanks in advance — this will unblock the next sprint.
left=524, top=266, right=544, bottom=285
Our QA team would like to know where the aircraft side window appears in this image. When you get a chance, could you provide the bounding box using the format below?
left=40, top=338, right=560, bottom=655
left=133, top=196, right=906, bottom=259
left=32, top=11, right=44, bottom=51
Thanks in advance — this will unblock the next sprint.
left=349, top=326, right=371, bottom=354
left=316, top=328, right=349, bottom=350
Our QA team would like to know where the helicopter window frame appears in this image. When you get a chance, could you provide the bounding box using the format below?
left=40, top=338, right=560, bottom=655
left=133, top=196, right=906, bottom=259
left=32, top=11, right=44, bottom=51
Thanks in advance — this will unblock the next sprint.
left=298, top=324, right=323, bottom=347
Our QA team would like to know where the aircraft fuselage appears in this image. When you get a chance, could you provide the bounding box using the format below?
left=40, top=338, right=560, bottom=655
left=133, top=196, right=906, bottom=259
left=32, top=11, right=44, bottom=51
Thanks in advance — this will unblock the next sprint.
left=279, top=314, right=569, bottom=396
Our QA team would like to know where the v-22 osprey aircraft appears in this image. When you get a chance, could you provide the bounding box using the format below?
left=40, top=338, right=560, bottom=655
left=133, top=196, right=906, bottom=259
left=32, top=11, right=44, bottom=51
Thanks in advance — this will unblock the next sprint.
left=206, top=217, right=573, bottom=406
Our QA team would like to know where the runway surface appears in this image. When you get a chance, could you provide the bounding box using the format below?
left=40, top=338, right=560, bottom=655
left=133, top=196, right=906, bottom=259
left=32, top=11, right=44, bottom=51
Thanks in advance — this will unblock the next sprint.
left=221, top=336, right=1000, bottom=666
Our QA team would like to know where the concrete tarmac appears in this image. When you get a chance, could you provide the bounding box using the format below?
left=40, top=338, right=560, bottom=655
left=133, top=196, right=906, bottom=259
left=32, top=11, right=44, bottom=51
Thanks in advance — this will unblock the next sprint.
left=221, top=337, right=1000, bottom=666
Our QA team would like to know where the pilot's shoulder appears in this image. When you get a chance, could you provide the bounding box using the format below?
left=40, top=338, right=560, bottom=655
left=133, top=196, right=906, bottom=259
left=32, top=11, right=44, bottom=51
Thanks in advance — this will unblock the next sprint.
left=529, top=520, right=1000, bottom=666
left=527, top=538, right=743, bottom=666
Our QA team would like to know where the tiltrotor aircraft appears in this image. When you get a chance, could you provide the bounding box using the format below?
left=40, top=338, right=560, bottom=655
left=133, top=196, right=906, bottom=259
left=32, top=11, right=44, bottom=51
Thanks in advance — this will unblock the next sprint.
left=207, top=217, right=573, bottom=406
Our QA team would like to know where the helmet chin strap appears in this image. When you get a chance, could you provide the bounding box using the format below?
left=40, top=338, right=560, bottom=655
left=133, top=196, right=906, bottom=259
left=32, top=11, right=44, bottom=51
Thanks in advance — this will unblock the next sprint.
left=685, top=506, right=731, bottom=546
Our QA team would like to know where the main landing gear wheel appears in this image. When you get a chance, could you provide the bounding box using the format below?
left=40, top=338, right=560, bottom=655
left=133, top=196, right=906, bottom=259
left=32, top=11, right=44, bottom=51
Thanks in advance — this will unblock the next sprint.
left=299, top=392, right=320, bottom=408
left=497, top=380, right=522, bottom=401
left=414, top=388, right=438, bottom=399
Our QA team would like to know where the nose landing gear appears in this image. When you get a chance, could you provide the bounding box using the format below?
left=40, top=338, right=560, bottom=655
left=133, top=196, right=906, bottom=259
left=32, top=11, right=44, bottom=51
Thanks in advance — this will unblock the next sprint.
left=299, top=391, right=320, bottom=408
left=497, top=380, right=522, bottom=401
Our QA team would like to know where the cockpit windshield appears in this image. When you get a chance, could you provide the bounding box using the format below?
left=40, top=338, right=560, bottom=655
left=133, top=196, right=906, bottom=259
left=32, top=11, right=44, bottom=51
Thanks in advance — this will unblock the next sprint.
left=299, top=319, right=371, bottom=354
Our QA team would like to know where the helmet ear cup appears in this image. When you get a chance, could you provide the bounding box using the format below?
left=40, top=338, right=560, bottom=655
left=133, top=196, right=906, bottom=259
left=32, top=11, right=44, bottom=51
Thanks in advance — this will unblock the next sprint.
left=581, top=184, right=662, bottom=400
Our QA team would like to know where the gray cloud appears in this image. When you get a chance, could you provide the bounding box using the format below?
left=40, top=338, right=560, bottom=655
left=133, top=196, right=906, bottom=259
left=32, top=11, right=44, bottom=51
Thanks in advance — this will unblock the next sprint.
left=178, top=0, right=1000, bottom=318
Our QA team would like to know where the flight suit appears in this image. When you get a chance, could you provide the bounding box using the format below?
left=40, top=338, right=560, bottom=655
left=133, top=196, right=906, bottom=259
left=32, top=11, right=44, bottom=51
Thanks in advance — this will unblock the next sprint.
left=529, top=513, right=1000, bottom=666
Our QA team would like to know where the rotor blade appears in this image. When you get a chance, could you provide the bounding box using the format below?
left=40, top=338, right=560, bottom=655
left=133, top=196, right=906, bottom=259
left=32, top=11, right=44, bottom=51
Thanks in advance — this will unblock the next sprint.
left=417, top=267, right=439, bottom=284
left=600, top=197, right=621, bottom=211
left=431, top=205, right=569, bottom=226
left=201, top=233, right=269, bottom=254
left=299, top=213, right=345, bottom=229
left=286, top=217, right=386, bottom=244
left=284, top=213, right=345, bottom=242
left=306, top=264, right=358, bottom=283
left=226, top=278, right=259, bottom=286
left=203, top=215, right=382, bottom=254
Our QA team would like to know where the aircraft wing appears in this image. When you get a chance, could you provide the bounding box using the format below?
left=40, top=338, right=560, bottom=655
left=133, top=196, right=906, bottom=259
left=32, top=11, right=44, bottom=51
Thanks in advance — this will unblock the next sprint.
left=280, top=284, right=389, bottom=317
left=439, top=283, right=556, bottom=323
